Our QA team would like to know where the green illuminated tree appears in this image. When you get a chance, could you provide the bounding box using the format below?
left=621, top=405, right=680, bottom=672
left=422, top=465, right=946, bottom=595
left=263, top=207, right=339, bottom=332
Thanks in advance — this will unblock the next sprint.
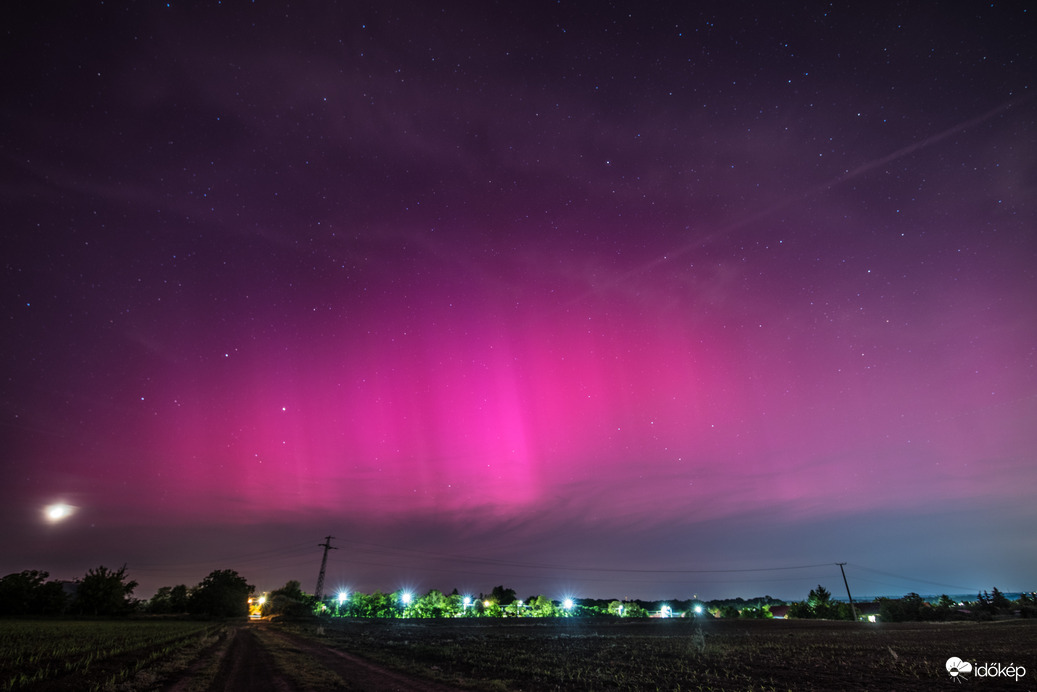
left=528, top=595, right=557, bottom=617
left=345, top=591, right=394, bottom=617
left=412, top=589, right=450, bottom=618
left=808, top=585, right=834, bottom=618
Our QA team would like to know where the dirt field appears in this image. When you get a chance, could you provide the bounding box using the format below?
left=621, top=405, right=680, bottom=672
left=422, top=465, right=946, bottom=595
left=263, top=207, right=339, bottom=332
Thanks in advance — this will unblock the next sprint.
left=4, top=620, right=461, bottom=692
left=159, top=621, right=464, bottom=692
left=269, top=617, right=1037, bottom=691
left=8, top=617, right=1036, bottom=690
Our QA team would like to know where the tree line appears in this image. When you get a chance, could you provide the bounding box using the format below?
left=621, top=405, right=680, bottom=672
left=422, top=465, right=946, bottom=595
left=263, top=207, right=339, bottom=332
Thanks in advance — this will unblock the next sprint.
left=0, top=566, right=253, bottom=618
left=3, top=567, right=1033, bottom=622
left=787, top=584, right=1037, bottom=622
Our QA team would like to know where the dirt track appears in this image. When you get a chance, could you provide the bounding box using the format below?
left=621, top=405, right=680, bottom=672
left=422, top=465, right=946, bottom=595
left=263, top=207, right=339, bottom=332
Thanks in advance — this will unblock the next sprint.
left=204, top=625, right=292, bottom=691
left=168, top=621, right=463, bottom=692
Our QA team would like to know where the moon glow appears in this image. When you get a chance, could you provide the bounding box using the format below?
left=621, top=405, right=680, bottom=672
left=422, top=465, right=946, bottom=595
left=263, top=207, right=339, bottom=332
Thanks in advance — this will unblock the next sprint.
left=44, top=503, right=74, bottom=523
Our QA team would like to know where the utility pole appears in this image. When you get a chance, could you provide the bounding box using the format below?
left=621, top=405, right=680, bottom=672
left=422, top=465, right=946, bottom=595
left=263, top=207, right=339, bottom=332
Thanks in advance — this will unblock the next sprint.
left=315, top=536, right=337, bottom=603
left=837, top=562, right=858, bottom=621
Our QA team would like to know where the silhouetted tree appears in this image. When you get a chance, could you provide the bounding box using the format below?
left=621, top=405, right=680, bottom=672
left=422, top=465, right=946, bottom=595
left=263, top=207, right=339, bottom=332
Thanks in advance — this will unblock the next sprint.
left=188, top=570, right=254, bottom=617
left=170, top=584, right=189, bottom=612
left=148, top=584, right=190, bottom=614
left=263, top=580, right=311, bottom=617
left=931, top=594, right=957, bottom=621
left=72, top=565, right=138, bottom=616
left=788, top=585, right=850, bottom=619
left=788, top=601, right=813, bottom=618
left=490, top=585, right=517, bottom=606
left=1016, top=592, right=1037, bottom=618
left=0, top=570, right=67, bottom=616
left=149, top=586, right=174, bottom=614
left=878, top=593, right=927, bottom=622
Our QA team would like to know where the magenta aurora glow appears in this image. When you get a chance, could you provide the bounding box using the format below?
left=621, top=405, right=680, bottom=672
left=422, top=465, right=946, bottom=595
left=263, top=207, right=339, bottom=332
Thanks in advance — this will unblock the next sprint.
left=2, top=1, right=1035, bottom=601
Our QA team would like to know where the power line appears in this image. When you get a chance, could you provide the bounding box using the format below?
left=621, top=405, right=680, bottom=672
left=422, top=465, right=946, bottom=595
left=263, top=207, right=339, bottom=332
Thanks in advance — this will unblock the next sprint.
left=846, top=564, right=980, bottom=593
left=335, top=537, right=832, bottom=575
left=125, top=542, right=316, bottom=572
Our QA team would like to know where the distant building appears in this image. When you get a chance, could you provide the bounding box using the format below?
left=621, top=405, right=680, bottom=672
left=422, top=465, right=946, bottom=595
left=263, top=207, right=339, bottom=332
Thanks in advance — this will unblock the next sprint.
left=648, top=606, right=682, bottom=618
left=855, top=602, right=881, bottom=622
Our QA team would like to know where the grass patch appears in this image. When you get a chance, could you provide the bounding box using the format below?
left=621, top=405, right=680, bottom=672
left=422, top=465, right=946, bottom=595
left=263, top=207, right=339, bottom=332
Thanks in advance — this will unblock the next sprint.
left=252, top=627, right=347, bottom=690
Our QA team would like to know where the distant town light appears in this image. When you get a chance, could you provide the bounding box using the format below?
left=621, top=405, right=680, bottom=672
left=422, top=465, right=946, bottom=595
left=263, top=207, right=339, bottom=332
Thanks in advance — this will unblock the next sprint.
left=563, top=598, right=574, bottom=610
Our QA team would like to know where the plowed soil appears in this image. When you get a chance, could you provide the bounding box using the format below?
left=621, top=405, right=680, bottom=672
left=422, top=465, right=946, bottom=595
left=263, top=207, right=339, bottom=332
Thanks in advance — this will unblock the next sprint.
left=162, top=621, right=463, bottom=692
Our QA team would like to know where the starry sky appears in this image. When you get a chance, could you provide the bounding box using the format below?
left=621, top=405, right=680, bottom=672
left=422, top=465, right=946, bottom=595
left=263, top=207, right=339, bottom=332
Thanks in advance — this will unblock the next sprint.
left=3, top=2, right=1035, bottom=602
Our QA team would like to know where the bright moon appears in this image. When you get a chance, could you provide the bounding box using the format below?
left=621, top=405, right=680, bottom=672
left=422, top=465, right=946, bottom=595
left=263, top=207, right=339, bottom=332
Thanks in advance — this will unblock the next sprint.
left=44, top=503, right=74, bottom=523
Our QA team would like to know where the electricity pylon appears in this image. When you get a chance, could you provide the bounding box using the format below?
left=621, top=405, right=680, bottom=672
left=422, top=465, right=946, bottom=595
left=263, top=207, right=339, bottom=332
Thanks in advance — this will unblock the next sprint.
left=315, top=535, right=337, bottom=602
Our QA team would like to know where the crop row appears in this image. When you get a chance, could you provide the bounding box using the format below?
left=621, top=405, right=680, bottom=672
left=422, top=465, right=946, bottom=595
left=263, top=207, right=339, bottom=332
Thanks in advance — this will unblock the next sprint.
left=0, top=620, right=216, bottom=691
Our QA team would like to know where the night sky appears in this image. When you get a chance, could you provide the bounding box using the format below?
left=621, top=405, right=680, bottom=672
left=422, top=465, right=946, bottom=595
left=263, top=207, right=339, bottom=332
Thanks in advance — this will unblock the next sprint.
left=3, top=2, right=1035, bottom=602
